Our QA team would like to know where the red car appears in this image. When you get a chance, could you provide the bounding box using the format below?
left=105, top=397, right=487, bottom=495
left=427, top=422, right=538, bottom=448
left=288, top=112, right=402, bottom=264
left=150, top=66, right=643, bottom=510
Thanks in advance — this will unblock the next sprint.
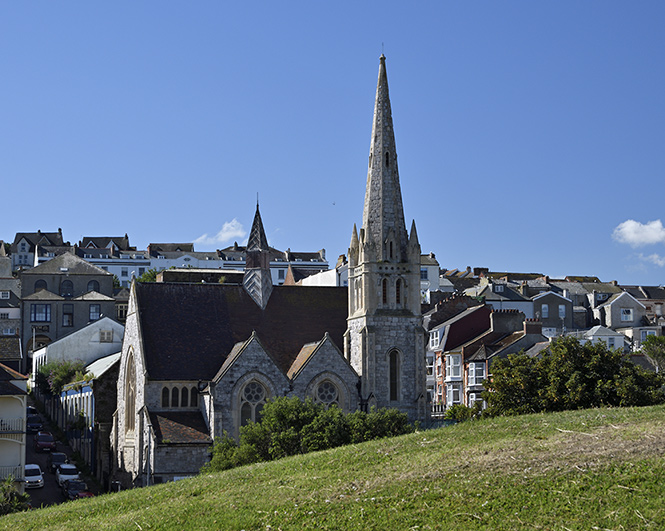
left=33, top=431, right=57, bottom=452
left=62, top=480, right=94, bottom=500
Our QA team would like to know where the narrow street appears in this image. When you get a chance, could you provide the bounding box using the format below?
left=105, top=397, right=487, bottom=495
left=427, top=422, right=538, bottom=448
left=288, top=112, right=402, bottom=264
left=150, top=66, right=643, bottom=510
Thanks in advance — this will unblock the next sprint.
left=24, top=405, right=98, bottom=508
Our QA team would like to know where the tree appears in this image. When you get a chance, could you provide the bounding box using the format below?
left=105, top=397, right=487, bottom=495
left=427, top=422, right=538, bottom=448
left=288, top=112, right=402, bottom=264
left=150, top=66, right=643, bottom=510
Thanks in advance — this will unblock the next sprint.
left=137, top=268, right=159, bottom=283
left=640, top=334, right=665, bottom=373
left=36, top=359, right=86, bottom=396
left=0, top=477, right=31, bottom=515
left=484, top=337, right=665, bottom=417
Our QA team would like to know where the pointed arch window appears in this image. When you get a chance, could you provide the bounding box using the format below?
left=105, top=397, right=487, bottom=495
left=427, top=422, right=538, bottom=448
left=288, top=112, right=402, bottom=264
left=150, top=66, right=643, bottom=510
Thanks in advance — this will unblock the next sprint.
left=382, top=278, right=388, bottom=305
left=385, top=151, right=390, bottom=167
left=396, top=278, right=402, bottom=305
left=389, top=350, right=400, bottom=401
left=181, top=387, right=189, bottom=407
left=191, top=387, right=199, bottom=407
left=161, top=387, right=169, bottom=407
left=125, top=354, right=136, bottom=433
left=171, top=387, right=179, bottom=407
left=240, top=381, right=266, bottom=427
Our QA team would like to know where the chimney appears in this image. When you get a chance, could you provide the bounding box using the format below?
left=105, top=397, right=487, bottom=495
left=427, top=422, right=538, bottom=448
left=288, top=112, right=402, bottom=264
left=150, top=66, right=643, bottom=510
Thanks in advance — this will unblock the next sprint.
left=524, top=318, right=543, bottom=336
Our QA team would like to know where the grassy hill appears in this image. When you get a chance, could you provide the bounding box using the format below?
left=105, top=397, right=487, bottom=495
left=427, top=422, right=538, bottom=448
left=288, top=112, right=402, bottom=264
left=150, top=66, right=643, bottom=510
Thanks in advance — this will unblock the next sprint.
left=3, top=405, right=665, bottom=530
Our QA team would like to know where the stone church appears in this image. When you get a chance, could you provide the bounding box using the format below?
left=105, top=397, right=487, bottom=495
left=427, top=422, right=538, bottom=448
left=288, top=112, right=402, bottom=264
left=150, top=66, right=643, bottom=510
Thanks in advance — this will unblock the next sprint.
left=111, top=55, right=427, bottom=486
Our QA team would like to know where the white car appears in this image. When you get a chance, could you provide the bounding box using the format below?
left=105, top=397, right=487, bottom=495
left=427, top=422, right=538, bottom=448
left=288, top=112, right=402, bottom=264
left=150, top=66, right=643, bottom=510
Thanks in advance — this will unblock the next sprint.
left=55, top=463, right=80, bottom=486
left=24, top=464, right=44, bottom=489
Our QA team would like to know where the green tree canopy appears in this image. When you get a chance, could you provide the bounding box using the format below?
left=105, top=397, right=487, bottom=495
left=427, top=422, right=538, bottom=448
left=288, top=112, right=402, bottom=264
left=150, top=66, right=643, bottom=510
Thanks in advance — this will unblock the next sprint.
left=484, top=336, right=665, bottom=417
left=202, top=397, right=414, bottom=473
left=640, top=334, right=665, bottom=373
left=36, top=359, right=86, bottom=396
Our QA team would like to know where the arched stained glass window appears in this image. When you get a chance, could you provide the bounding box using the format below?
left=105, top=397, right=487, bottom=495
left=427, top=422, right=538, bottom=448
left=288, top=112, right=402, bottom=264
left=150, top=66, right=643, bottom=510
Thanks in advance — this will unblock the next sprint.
left=125, top=354, right=136, bottom=432
left=240, top=381, right=266, bottom=427
left=171, top=387, right=179, bottom=408
left=389, top=350, right=400, bottom=402
left=161, top=387, right=169, bottom=407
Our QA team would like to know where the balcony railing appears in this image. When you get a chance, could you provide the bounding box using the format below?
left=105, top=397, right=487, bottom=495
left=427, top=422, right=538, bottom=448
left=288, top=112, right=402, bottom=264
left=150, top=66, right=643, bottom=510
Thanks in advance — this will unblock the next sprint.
left=0, top=465, right=23, bottom=481
left=0, top=418, right=24, bottom=433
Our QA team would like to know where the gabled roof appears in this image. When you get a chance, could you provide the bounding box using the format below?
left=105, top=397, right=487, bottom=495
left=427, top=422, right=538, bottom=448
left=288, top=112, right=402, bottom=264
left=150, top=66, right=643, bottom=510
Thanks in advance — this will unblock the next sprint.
left=72, top=291, right=115, bottom=301
left=81, top=235, right=132, bottom=251
left=12, top=230, right=65, bottom=251
left=21, top=252, right=111, bottom=276
left=0, top=362, right=26, bottom=381
left=148, top=243, right=195, bottom=253
left=584, top=325, right=625, bottom=338
left=595, top=291, right=645, bottom=310
left=148, top=411, right=212, bottom=445
left=134, top=282, right=348, bottom=381
left=532, top=291, right=572, bottom=303
left=23, top=289, right=65, bottom=301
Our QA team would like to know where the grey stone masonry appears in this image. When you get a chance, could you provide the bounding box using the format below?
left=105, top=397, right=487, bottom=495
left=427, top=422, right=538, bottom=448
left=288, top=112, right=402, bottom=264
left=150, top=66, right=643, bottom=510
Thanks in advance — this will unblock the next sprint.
left=347, top=55, right=428, bottom=423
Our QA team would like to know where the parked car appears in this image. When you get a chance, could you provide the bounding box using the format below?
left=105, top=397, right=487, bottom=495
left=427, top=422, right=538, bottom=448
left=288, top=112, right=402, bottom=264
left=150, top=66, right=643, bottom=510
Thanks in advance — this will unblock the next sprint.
left=33, top=431, right=57, bottom=452
left=27, top=406, right=38, bottom=416
left=26, top=415, right=43, bottom=433
left=24, top=464, right=44, bottom=489
left=61, top=480, right=94, bottom=500
left=47, top=452, right=69, bottom=473
left=55, top=463, right=80, bottom=486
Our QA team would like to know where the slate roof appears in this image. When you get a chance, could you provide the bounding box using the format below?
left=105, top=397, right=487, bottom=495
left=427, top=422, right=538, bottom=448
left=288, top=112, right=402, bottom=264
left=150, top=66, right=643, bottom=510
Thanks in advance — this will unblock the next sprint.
left=148, top=411, right=212, bottom=445
left=21, top=252, right=111, bottom=276
left=286, top=341, right=321, bottom=380
left=81, top=235, right=133, bottom=251
left=148, top=243, right=195, bottom=253
left=12, top=231, right=66, bottom=252
left=72, top=291, right=115, bottom=301
left=0, top=337, right=21, bottom=362
left=135, top=282, right=348, bottom=381
left=0, top=362, right=26, bottom=395
left=23, top=289, right=65, bottom=301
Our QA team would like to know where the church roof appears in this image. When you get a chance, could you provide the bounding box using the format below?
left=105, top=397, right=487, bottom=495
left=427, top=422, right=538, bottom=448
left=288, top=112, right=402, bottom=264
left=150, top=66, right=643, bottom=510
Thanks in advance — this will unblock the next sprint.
left=134, top=282, right=348, bottom=381
left=148, top=411, right=212, bottom=445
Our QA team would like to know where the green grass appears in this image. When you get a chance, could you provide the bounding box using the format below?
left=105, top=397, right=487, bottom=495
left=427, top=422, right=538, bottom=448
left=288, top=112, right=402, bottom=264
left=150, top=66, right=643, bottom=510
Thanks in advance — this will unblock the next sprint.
left=4, top=405, right=665, bottom=530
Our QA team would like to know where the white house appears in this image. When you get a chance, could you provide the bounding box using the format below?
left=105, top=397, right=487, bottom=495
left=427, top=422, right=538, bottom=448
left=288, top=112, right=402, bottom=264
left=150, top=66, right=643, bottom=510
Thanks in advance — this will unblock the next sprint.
left=0, top=363, right=27, bottom=493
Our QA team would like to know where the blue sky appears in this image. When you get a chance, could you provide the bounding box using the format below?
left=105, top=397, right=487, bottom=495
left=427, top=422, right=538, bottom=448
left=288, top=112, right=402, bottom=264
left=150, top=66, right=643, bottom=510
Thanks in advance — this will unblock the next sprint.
left=2, top=2, right=664, bottom=286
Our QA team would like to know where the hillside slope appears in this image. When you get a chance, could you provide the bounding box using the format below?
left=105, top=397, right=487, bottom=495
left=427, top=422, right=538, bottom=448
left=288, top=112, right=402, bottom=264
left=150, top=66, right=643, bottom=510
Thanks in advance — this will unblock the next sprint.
left=3, top=405, right=665, bottom=530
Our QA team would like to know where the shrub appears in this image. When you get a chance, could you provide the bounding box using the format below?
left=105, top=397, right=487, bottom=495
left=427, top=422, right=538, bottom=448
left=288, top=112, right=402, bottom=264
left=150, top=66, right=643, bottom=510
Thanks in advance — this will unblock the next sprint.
left=484, top=337, right=665, bottom=417
left=202, top=397, right=414, bottom=474
left=0, top=477, right=31, bottom=515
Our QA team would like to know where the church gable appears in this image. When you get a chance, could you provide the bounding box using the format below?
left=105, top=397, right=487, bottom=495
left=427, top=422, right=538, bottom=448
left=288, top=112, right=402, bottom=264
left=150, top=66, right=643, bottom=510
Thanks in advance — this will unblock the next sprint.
left=288, top=334, right=359, bottom=413
left=212, top=333, right=290, bottom=438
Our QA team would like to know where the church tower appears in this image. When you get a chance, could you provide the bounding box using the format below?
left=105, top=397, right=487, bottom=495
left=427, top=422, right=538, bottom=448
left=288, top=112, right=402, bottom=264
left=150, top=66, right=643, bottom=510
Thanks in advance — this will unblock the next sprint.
left=346, top=55, right=427, bottom=421
left=243, top=202, right=273, bottom=309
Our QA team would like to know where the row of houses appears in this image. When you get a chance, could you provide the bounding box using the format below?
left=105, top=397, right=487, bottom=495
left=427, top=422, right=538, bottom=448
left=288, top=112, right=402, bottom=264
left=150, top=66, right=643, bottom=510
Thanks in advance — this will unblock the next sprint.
left=7, top=230, right=329, bottom=288
left=1, top=231, right=334, bottom=375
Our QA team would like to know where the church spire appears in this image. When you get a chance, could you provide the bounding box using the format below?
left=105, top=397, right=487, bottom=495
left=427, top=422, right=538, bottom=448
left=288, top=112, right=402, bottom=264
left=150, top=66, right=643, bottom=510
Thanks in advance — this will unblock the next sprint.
left=362, top=54, right=408, bottom=262
left=243, top=201, right=273, bottom=309
left=247, top=201, right=269, bottom=253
